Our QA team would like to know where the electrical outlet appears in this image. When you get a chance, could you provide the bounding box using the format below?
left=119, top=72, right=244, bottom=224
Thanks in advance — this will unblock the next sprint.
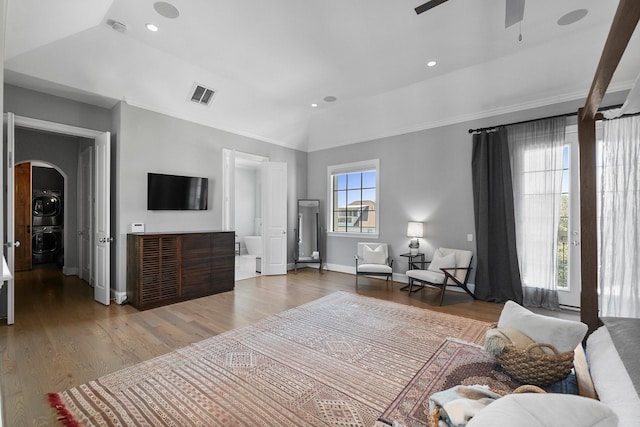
left=467, top=234, right=473, bottom=242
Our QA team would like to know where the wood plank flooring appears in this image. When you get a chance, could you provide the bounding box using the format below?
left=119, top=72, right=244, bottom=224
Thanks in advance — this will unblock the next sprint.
left=0, top=268, right=503, bottom=426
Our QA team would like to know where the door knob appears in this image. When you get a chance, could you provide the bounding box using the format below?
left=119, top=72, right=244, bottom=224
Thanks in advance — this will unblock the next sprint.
left=100, top=237, right=115, bottom=243
left=4, top=241, right=20, bottom=248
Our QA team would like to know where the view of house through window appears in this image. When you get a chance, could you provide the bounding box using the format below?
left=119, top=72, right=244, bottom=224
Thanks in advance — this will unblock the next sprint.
left=328, top=160, right=379, bottom=235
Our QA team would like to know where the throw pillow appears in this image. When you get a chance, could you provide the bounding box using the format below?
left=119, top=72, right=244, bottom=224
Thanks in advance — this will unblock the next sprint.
left=428, top=250, right=456, bottom=273
left=362, top=245, right=386, bottom=265
left=466, top=393, right=618, bottom=427
left=497, top=301, right=587, bottom=353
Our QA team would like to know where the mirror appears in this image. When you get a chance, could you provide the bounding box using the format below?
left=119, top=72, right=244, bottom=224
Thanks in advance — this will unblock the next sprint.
left=295, top=199, right=322, bottom=271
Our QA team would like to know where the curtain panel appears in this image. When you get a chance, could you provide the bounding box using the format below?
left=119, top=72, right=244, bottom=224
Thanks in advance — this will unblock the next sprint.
left=507, top=117, right=566, bottom=309
left=599, top=115, right=640, bottom=317
left=471, top=129, right=523, bottom=303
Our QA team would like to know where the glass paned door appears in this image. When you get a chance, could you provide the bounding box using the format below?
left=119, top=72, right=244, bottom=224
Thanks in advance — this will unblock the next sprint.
left=558, top=127, right=581, bottom=308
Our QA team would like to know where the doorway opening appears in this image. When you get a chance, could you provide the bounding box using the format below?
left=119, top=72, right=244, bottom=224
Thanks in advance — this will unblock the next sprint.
left=3, top=113, right=112, bottom=325
left=222, top=149, right=268, bottom=281
left=15, top=161, right=67, bottom=272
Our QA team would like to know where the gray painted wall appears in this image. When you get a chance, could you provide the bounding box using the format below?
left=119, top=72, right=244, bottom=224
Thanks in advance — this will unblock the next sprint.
left=114, top=102, right=308, bottom=295
left=4, top=85, right=113, bottom=132
left=2, top=81, right=628, bottom=301
left=307, top=92, right=629, bottom=285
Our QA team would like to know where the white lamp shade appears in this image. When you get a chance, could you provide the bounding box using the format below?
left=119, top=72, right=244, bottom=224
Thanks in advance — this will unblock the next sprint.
left=407, top=221, right=424, bottom=238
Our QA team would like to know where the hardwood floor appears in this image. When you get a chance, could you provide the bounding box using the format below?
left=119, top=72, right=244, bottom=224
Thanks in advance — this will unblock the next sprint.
left=0, top=268, right=502, bottom=426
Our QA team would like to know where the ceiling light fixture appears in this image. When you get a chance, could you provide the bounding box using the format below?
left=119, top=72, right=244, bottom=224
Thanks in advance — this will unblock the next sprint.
left=427, top=60, right=437, bottom=67
left=557, top=9, right=588, bottom=26
left=146, top=23, right=159, bottom=32
left=323, top=96, right=337, bottom=103
left=311, top=103, right=318, bottom=108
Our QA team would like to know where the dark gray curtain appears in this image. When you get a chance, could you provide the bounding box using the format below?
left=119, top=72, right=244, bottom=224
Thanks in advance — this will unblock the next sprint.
left=471, top=128, right=523, bottom=303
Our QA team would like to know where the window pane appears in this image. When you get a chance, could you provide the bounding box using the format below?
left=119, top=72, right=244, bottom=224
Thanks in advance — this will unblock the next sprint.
left=334, top=190, right=346, bottom=209
left=347, top=189, right=361, bottom=206
left=333, top=211, right=346, bottom=232
left=362, top=171, right=376, bottom=188
left=562, top=169, right=569, bottom=194
left=361, top=188, right=376, bottom=204
left=347, top=173, right=361, bottom=189
left=335, top=174, right=347, bottom=191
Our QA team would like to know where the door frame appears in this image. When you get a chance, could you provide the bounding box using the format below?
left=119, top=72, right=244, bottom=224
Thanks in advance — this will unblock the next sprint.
left=3, top=114, right=108, bottom=324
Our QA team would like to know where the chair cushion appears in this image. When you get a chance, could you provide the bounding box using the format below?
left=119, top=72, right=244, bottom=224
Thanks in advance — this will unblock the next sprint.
left=406, top=269, right=446, bottom=284
left=428, top=250, right=456, bottom=273
left=362, top=244, right=387, bottom=265
left=357, top=264, right=392, bottom=274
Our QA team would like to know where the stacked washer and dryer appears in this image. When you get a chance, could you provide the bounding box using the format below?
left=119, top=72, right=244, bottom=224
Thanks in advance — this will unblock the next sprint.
left=32, top=190, right=64, bottom=265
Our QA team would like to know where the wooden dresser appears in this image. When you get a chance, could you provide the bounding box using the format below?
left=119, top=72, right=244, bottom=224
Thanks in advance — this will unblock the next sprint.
left=127, top=231, right=235, bottom=310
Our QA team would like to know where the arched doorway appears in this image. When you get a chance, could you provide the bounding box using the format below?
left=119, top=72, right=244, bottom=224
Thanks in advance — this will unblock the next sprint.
left=14, top=161, right=67, bottom=271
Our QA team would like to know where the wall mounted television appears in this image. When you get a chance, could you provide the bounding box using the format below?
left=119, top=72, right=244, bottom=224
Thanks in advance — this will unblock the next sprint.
left=147, top=173, right=209, bottom=210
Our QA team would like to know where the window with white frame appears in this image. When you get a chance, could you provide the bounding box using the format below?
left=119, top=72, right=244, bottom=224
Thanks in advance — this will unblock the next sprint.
left=328, top=159, right=379, bottom=236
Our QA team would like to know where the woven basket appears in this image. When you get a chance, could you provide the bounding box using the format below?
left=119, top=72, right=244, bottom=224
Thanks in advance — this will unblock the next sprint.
left=497, top=342, right=574, bottom=386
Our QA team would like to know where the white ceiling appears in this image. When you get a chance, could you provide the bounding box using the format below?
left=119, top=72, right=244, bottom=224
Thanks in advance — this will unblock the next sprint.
left=4, top=0, right=640, bottom=151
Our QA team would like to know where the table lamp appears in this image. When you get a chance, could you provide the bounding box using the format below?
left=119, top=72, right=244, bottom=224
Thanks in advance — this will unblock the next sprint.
left=407, top=221, right=424, bottom=255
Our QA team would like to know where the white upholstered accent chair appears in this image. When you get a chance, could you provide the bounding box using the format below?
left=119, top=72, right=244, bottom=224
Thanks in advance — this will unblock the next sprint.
left=406, top=247, right=476, bottom=305
left=355, top=242, right=393, bottom=289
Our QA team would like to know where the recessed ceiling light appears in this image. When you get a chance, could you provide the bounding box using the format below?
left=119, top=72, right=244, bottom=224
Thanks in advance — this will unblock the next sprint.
left=311, top=103, right=318, bottom=108
left=146, top=23, right=159, bottom=32
left=323, top=96, right=337, bottom=102
left=427, top=60, right=437, bottom=67
left=557, top=9, right=588, bottom=26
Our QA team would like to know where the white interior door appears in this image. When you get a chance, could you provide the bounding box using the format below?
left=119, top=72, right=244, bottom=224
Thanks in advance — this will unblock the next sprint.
left=94, top=132, right=111, bottom=305
left=261, top=162, right=287, bottom=275
left=5, top=113, right=16, bottom=324
left=78, top=145, right=93, bottom=284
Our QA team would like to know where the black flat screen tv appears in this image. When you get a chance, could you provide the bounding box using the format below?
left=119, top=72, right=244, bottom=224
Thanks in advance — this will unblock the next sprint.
left=147, top=173, right=208, bottom=211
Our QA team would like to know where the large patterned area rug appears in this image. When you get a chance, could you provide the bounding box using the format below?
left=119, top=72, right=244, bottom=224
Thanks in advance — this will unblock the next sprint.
left=49, top=291, right=490, bottom=426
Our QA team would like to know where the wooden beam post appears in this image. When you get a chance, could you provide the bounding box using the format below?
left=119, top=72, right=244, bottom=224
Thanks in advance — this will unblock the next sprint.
left=582, top=0, right=640, bottom=120
left=577, top=108, right=600, bottom=333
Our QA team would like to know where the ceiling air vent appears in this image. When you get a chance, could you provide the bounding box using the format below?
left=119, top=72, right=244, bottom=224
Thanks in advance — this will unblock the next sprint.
left=189, top=83, right=216, bottom=106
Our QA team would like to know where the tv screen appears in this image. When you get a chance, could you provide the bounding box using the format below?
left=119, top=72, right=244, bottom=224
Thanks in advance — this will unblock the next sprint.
left=147, top=173, right=208, bottom=210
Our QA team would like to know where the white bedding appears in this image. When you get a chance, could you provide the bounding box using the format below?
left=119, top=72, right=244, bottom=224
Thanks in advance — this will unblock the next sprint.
left=587, top=326, right=640, bottom=427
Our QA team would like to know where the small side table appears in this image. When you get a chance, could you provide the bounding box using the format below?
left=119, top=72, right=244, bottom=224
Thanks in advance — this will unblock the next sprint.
left=400, top=252, right=425, bottom=291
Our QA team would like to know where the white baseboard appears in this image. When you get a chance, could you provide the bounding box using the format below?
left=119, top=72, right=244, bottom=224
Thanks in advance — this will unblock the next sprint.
left=114, top=291, right=128, bottom=305
left=62, top=266, right=78, bottom=276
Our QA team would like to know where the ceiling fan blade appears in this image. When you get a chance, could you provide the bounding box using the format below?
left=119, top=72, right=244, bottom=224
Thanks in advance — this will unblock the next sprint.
left=505, top=0, right=525, bottom=28
left=415, top=0, right=449, bottom=15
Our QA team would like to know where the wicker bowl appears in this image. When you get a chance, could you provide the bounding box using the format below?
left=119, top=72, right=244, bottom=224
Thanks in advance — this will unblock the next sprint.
left=497, top=342, right=574, bottom=386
